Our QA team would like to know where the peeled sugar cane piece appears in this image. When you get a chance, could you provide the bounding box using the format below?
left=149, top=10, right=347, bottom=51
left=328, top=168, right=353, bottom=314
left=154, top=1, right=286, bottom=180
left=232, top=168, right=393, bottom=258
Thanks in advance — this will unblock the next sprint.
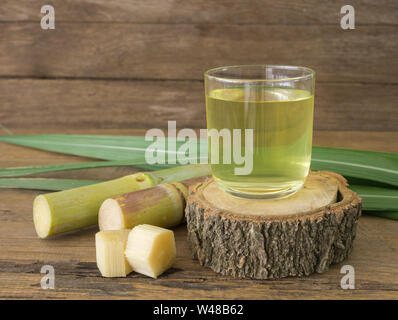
left=99, top=176, right=207, bottom=231
left=33, top=165, right=210, bottom=239
left=124, top=224, right=176, bottom=279
left=95, top=229, right=133, bottom=277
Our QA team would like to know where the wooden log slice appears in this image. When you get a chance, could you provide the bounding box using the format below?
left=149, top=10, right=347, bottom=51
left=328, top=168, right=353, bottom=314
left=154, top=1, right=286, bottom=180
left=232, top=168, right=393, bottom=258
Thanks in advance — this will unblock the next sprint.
left=185, top=171, right=362, bottom=279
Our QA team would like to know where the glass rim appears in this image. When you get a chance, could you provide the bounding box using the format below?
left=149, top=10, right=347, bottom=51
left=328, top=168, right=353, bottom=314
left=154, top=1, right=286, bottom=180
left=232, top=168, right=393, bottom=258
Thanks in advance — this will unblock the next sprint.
left=204, top=64, right=315, bottom=83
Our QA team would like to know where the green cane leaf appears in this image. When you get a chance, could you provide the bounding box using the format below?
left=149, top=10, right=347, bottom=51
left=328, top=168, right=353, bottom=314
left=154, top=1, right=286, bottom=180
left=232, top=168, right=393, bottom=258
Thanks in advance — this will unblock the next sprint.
left=350, top=185, right=398, bottom=211
left=0, top=159, right=173, bottom=178
left=1, top=135, right=396, bottom=186
left=311, top=146, right=398, bottom=187
left=0, top=178, right=99, bottom=191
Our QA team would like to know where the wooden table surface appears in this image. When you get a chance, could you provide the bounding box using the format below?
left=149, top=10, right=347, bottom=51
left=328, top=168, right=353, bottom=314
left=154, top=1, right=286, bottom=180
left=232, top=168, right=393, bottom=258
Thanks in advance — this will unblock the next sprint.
left=0, top=129, right=397, bottom=300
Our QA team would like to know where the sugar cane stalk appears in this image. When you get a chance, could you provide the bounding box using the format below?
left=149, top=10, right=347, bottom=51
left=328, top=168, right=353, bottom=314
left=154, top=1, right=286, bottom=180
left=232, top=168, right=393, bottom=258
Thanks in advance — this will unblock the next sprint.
left=98, top=176, right=207, bottom=231
left=33, top=165, right=211, bottom=238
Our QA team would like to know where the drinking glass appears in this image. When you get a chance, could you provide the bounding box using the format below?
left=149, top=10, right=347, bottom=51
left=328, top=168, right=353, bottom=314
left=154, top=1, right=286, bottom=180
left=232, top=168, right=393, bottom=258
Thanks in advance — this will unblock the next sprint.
left=204, top=65, right=315, bottom=200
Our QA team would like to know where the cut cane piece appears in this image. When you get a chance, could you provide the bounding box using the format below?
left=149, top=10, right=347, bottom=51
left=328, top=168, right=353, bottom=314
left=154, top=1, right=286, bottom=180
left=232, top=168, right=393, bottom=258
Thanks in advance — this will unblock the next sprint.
left=99, top=182, right=187, bottom=231
left=95, top=229, right=133, bottom=277
left=124, top=225, right=176, bottom=279
left=98, top=176, right=208, bottom=231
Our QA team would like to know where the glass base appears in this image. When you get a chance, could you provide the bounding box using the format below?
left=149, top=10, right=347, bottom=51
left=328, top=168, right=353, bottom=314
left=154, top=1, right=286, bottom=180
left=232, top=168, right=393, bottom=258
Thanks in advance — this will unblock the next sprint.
left=215, top=180, right=304, bottom=201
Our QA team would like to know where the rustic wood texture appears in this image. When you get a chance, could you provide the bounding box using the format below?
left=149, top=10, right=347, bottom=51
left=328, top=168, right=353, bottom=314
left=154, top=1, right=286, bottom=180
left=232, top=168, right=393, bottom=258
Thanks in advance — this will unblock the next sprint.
left=1, top=0, right=397, bottom=25
left=0, top=24, right=396, bottom=83
left=0, top=0, right=397, bottom=299
left=0, top=1, right=396, bottom=132
left=0, top=79, right=396, bottom=131
left=186, top=172, right=361, bottom=279
left=198, top=174, right=340, bottom=217
left=0, top=130, right=397, bottom=299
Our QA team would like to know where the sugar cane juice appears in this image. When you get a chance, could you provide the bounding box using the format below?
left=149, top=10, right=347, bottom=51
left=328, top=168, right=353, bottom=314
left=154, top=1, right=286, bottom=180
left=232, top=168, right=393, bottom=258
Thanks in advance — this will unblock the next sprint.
left=206, top=86, right=314, bottom=199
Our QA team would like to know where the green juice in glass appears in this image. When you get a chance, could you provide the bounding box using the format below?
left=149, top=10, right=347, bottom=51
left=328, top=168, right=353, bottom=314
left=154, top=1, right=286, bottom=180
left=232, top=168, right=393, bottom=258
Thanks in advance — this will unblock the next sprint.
left=206, top=86, right=314, bottom=198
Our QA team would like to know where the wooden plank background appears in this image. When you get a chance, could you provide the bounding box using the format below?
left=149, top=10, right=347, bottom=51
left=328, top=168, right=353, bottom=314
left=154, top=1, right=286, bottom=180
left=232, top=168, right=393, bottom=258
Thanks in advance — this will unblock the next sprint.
left=0, top=0, right=397, bottom=131
left=1, top=0, right=397, bottom=25
left=0, top=1, right=397, bottom=300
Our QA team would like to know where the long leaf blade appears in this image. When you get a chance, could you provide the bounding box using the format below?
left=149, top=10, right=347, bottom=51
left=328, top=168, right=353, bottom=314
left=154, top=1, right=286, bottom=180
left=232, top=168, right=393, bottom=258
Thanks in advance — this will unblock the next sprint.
left=350, top=185, right=398, bottom=211
left=0, top=178, right=99, bottom=191
left=1, top=135, right=397, bottom=187
left=0, top=159, right=173, bottom=178
left=311, top=146, right=398, bottom=186
left=0, top=134, right=203, bottom=161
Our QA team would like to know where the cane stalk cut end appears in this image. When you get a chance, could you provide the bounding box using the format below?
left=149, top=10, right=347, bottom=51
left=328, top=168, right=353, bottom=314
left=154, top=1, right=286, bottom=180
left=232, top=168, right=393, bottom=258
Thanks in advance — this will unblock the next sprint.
left=33, top=195, right=52, bottom=239
left=98, top=182, right=190, bottom=231
left=99, top=199, right=125, bottom=231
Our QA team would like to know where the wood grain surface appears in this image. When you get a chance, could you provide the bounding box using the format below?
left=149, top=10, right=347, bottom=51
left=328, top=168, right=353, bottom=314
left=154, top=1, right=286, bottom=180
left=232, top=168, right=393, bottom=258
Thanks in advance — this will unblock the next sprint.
left=0, top=23, right=396, bottom=83
left=0, top=79, right=396, bottom=131
left=0, top=1, right=396, bottom=133
left=0, top=130, right=397, bottom=299
left=0, top=0, right=397, bottom=300
left=1, top=0, right=397, bottom=25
